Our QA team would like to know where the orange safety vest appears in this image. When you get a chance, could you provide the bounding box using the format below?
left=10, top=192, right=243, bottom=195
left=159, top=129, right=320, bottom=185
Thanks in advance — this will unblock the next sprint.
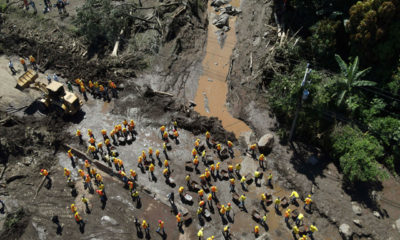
left=227, top=141, right=233, bottom=147
left=205, top=131, right=210, bottom=139
left=205, top=171, right=210, bottom=178
left=85, top=175, right=91, bottom=183
left=68, top=151, right=73, bottom=158
left=254, top=226, right=259, bottom=233
left=99, top=85, right=104, bottom=92
left=174, top=130, right=179, bottom=137
left=76, top=130, right=81, bottom=136
left=85, top=161, right=90, bottom=168
left=228, top=165, right=233, bottom=172
left=198, top=190, right=204, bottom=196
left=216, top=144, right=221, bottom=151
left=164, top=160, right=169, bottom=167
left=88, top=81, right=94, bottom=88
left=193, top=158, right=199, bottom=165
left=20, top=58, right=25, bottom=65
left=96, top=190, right=104, bottom=196
left=149, top=164, right=154, bottom=172
left=128, top=181, right=134, bottom=190
left=74, top=213, right=82, bottom=222
left=305, top=198, right=312, bottom=205
left=29, top=56, right=35, bottom=63
left=64, top=169, right=70, bottom=176
left=71, top=204, right=77, bottom=212
left=40, top=169, right=48, bottom=176
left=176, top=215, right=181, bottom=223
left=160, top=126, right=166, bottom=132
left=130, top=170, right=136, bottom=177
left=159, top=221, right=164, bottom=228
left=192, top=149, right=197, bottom=156
left=211, top=186, right=217, bottom=192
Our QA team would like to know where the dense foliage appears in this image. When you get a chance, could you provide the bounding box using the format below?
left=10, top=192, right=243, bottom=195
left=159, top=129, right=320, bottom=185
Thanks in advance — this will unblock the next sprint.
left=266, top=0, right=400, bottom=185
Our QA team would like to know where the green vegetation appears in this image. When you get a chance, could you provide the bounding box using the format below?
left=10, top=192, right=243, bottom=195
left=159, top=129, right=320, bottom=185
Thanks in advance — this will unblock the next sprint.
left=265, top=0, right=400, bottom=185
left=4, top=208, right=25, bottom=230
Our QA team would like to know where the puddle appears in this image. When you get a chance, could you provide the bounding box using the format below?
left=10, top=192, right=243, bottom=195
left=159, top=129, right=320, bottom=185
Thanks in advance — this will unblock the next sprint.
left=194, top=0, right=251, bottom=137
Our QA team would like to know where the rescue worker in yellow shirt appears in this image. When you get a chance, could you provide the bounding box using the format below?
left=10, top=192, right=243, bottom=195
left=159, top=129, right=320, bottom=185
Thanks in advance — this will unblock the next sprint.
left=87, top=145, right=97, bottom=158
left=155, top=149, right=160, bottom=160
left=81, top=195, right=90, bottom=213
left=274, top=197, right=281, bottom=212
left=241, top=175, right=247, bottom=190
left=227, top=140, right=233, bottom=151
left=84, top=160, right=91, bottom=174
left=290, top=191, right=299, bottom=204
left=226, top=202, right=232, bottom=217
left=229, top=178, right=235, bottom=192
left=137, top=156, right=144, bottom=170
left=68, top=149, right=74, bottom=160
left=300, top=235, right=308, bottom=240
left=142, top=220, right=150, bottom=236
left=239, top=194, right=246, bottom=208
left=268, top=172, right=273, bottom=187
left=223, top=225, right=231, bottom=238
left=185, top=174, right=191, bottom=188
left=235, top=163, right=241, bottom=176
left=156, top=220, right=165, bottom=235
left=309, top=224, right=318, bottom=239
left=258, top=153, right=265, bottom=168
left=296, top=213, right=304, bottom=226
left=285, top=208, right=291, bottom=225
left=254, top=170, right=261, bottom=185
left=292, top=225, right=300, bottom=239
left=197, top=227, right=204, bottom=239
left=70, top=203, right=77, bottom=213
left=216, top=162, right=220, bottom=177
left=206, top=236, right=215, bottom=240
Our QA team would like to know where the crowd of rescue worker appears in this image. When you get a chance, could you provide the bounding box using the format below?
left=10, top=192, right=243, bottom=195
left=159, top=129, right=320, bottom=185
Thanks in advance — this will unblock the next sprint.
left=38, top=115, right=319, bottom=240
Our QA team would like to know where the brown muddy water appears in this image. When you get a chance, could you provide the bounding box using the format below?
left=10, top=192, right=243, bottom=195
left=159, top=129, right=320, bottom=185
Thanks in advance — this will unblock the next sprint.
left=194, top=0, right=251, bottom=137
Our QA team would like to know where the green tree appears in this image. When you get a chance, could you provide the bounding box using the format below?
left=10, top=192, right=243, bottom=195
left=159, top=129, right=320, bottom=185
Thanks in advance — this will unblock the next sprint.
left=331, top=125, right=386, bottom=183
left=334, top=54, right=376, bottom=107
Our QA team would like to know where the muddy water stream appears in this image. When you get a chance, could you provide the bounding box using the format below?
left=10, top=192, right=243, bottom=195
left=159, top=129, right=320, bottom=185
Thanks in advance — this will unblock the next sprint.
left=194, top=0, right=251, bottom=137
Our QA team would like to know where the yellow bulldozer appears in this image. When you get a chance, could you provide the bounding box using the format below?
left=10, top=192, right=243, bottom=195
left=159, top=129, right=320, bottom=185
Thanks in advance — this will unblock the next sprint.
left=34, top=81, right=83, bottom=115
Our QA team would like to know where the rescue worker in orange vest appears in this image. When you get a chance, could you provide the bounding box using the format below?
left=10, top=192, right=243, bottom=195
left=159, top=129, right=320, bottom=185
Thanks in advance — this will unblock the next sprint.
left=95, top=173, right=103, bottom=185
left=87, top=129, right=93, bottom=138
left=137, top=156, right=144, bottom=170
left=141, top=150, right=146, bottom=161
left=78, top=169, right=85, bottom=178
left=99, top=84, right=105, bottom=100
left=285, top=208, right=291, bottom=225
left=162, top=131, right=168, bottom=141
left=176, top=213, right=182, bottom=228
left=130, top=169, right=137, bottom=181
left=300, top=235, right=308, bottom=240
left=85, top=174, right=92, bottom=191
left=96, top=189, right=106, bottom=203
left=216, top=144, right=221, bottom=153
left=119, top=170, right=128, bottom=185
left=160, top=125, right=166, bottom=135
left=219, top=204, right=226, bottom=216
left=118, top=159, right=125, bottom=172
left=202, top=169, right=210, bottom=183
left=227, top=140, right=233, bottom=150
left=163, top=168, right=170, bottom=180
left=229, top=178, right=235, bottom=192
left=29, top=55, right=37, bottom=69
left=97, top=142, right=103, bottom=153
left=110, top=130, right=116, bottom=143
left=75, top=78, right=82, bottom=87
left=200, top=174, right=206, bottom=184
left=90, top=168, right=97, bottom=178
left=89, top=137, right=95, bottom=146
left=304, top=195, right=312, bottom=211
left=104, top=138, right=111, bottom=152
left=193, top=156, right=199, bottom=171
left=40, top=169, right=49, bottom=179
left=199, top=200, right=205, bottom=209
left=156, top=220, right=165, bottom=235
left=155, top=149, right=160, bottom=160
left=71, top=203, right=77, bottom=213
left=164, top=159, right=169, bottom=170
left=205, top=131, right=211, bottom=141
left=64, top=168, right=71, bottom=178
left=173, top=129, right=179, bottom=139
left=113, top=157, right=119, bottom=170
left=122, top=127, right=127, bottom=137
left=194, top=139, right=200, bottom=149
left=108, top=80, right=117, bottom=98
left=81, top=84, right=87, bottom=101
left=254, top=225, right=260, bottom=236
left=142, top=220, right=150, bottom=235
left=74, top=211, right=82, bottom=224
left=101, top=129, right=108, bottom=139
left=84, top=160, right=91, bottom=173
left=192, top=148, right=197, bottom=158
left=198, top=189, right=204, bottom=200
left=228, top=164, right=234, bottom=178
left=258, top=154, right=265, bottom=168
left=210, top=164, right=215, bottom=176
left=250, top=143, right=257, bottom=156
left=20, top=57, right=27, bottom=72
left=88, top=80, right=94, bottom=93
left=211, top=185, right=217, bottom=198
left=87, top=145, right=96, bottom=158
left=68, top=149, right=74, bottom=160
left=207, top=193, right=213, bottom=208
left=76, top=129, right=83, bottom=143
left=149, top=163, right=155, bottom=179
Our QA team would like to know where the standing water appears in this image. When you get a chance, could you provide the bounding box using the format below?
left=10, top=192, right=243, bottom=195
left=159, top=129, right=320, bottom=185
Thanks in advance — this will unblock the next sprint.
left=194, top=0, right=251, bottom=137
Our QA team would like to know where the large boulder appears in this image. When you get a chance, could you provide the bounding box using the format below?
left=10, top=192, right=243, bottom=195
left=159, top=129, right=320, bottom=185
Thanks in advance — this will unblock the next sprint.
left=339, top=223, right=353, bottom=240
left=257, top=134, right=274, bottom=153
left=351, top=202, right=362, bottom=216
left=212, top=14, right=230, bottom=28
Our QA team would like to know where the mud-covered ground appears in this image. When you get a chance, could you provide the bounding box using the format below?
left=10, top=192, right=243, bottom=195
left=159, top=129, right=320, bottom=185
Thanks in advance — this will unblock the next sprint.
left=0, top=0, right=400, bottom=240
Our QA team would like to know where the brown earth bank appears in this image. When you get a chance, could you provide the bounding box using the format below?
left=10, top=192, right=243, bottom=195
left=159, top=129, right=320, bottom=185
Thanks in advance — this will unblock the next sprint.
left=227, top=0, right=400, bottom=239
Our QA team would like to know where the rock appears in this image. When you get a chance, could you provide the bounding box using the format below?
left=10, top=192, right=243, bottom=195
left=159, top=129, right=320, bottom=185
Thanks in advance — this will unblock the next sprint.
left=351, top=202, right=362, bottom=216
left=212, top=13, right=230, bottom=28
left=373, top=211, right=381, bottom=219
left=396, top=218, right=400, bottom=233
left=257, top=134, right=274, bottom=153
left=101, top=216, right=118, bottom=226
left=353, top=219, right=362, bottom=228
left=211, top=0, right=229, bottom=7
left=339, top=223, right=353, bottom=240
